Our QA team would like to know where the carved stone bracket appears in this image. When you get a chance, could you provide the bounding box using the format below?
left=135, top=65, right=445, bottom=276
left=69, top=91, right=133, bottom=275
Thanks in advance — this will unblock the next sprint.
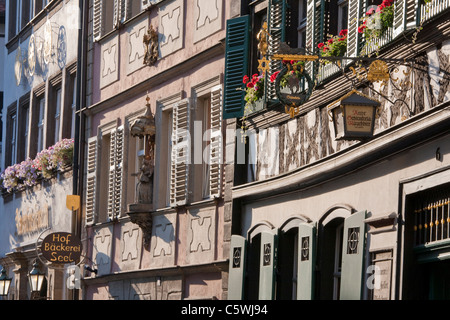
left=127, top=205, right=153, bottom=248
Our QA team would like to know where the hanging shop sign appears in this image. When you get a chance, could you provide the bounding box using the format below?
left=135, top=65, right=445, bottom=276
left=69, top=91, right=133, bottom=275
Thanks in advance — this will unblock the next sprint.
left=41, top=232, right=82, bottom=264
left=327, top=89, right=381, bottom=140
left=272, top=54, right=316, bottom=118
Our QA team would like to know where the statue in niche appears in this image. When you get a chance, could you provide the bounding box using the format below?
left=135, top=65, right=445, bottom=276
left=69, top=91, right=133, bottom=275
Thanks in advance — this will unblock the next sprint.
left=130, top=96, right=156, bottom=205
left=143, top=25, right=159, bottom=66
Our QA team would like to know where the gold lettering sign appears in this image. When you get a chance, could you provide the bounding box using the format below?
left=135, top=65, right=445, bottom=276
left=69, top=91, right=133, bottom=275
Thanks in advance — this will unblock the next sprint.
left=15, top=205, right=49, bottom=236
left=41, top=232, right=82, bottom=264
left=345, top=105, right=375, bottom=133
left=367, top=60, right=390, bottom=83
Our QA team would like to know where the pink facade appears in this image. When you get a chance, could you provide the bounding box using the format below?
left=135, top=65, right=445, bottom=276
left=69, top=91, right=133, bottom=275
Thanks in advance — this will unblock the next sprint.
left=81, top=0, right=236, bottom=300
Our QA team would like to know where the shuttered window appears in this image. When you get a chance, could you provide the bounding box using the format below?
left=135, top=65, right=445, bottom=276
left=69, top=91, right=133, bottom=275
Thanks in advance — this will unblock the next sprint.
left=85, top=136, right=98, bottom=226
left=209, top=85, right=223, bottom=198
left=170, top=99, right=190, bottom=207
left=94, top=0, right=143, bottom=41
left=107, top=126, right=125, bottom=221
left=223, top=16, right=251, bottom=119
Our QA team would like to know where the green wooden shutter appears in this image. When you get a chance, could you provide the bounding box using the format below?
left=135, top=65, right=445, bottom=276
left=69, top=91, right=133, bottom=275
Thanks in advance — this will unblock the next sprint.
left=259, top=231, right=277, bottom=300
left=223, top=15, right=250, bottom=119
left=340, top=210, right=367, bottom=300
left=297, top=223, right=316, bottom=300
left=228, top=235, right=247, bottom=300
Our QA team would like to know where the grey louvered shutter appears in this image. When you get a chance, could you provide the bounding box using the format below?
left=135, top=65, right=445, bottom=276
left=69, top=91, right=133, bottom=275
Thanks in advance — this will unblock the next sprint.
left=297, top=223, right=316, bottom=300
left=93, top=0, right=103, bottom=41
left=85, top=136, right=98, bottom=226
left=107, top=125, right=124, bottom=221
left=259, top=231, right=277, bottom=300
left=228, top=235, right=247, bottom=300
left=347, top=0, right=363, bottom=57
left=170, top=99, right=190, bottom=207
left=209, top=85, right=223, bottom=198
left=340, top=210, right=367, bottom=300
left=223, top=15, right=250, bottom=119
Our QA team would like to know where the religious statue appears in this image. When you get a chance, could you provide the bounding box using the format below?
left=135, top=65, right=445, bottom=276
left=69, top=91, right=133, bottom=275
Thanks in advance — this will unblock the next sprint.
left=143, top=25, right=159, bottom=66
left=130, top=96, right=156, bottom=205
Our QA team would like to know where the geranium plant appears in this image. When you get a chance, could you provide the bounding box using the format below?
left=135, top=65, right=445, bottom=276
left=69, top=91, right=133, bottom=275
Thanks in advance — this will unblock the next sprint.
left=270, top=60, right=306, bottom=89
left=1, top=138, right=74, bottom=193
left=318, top=29, right=348, bottom=59
left=359, top=0, right=395, bottom=40
left=242, top=73, right=265, bottom=105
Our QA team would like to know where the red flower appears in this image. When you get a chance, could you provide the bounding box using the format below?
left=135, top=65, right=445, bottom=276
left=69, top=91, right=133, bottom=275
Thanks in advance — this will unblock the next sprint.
left=339, top=29, right=348, bottom=37
left=318, top=42, right=325, bottom=49
left=327, top=38, right=333, bottom=44
left=376, top=4, right=385, bottom=13
left=338, top=37, right=346, bottom=41
left=243, top=75, right=249, bottom=84
left=246, top=81, right=254, bottom=88
left=358, top=24, right=367, bottom=33
left=270, top=71, right=280, bottom=83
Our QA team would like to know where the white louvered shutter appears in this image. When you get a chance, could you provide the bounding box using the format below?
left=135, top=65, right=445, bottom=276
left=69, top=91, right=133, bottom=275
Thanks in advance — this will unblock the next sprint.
left=170, top=99, right=190, bottom=207
left=347, top=0, right=363, bottom=57
left=107, top=125, right=125, bottom=221
left=115, top=0, right=131, bottom=26
left=85, top=136, right=98, bottom=226
left=93, top=0, right=103, bottom=41
left=305, top=0, right=317, bottom=76
left=268, top=0, right=286, bottom=100
left=209, top=85, right=223, bottom=198
left=393, top=0, right=417, bottom=38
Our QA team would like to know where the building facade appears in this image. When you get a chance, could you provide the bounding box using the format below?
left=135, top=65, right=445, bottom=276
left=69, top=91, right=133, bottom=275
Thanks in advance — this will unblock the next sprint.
left=80, top=0, right=239, bottom=300
left=0, top=0, right=81, bottom=300
left=225, top=0, right=450, bottom=300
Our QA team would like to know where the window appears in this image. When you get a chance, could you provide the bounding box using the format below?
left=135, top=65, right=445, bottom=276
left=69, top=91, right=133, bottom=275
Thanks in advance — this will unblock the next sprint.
left=8, top=0, right=33, bottom=40
left=93, top=0, right=145, bottom=41
left=5, top=105, right=17, bottom=167
left=298, top=0, right=307, bottom=49
left=54, top=87, right=62, bottom=145
left=85, top=124, right=125, bottom=225
left=17, top=98, right=30, bottom=162
left=37, top=97, right=45, bottom=153
left=338, top=0, right=349, bottom=32
left=34, top=0, right=49, bottom=15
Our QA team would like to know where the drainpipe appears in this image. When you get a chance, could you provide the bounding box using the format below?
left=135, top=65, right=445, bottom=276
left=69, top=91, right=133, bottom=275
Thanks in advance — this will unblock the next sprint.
left=73, top=0, right=87, bottom=238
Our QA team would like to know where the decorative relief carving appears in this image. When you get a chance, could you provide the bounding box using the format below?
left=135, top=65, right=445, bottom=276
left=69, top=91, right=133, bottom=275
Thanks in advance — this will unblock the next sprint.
left=159, top=0, right=183, bottom=57
left=150, top=212, right=176, bottom=268
left=154, top=222, right=174, bottom=257
left=122, top=227, right=140, bottom=262
left=100, top=37, right=119, bottom=88
left=194, top=0, right=222, bottom=43
left=190, top=216, right=212, bottom=252
left=127, top=19, right=148, bottom=74
left=186, top=206, right=216, bottom=264
left=93, top=227, right=113, bottom=276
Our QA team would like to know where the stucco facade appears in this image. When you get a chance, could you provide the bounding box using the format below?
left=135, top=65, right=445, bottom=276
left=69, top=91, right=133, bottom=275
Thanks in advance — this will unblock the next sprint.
left=81, top=0, right=239, bottom=300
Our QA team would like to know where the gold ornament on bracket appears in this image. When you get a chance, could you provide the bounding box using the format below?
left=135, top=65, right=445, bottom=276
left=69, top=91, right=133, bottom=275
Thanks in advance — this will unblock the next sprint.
left=367, top=60, right=390, bottom=83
